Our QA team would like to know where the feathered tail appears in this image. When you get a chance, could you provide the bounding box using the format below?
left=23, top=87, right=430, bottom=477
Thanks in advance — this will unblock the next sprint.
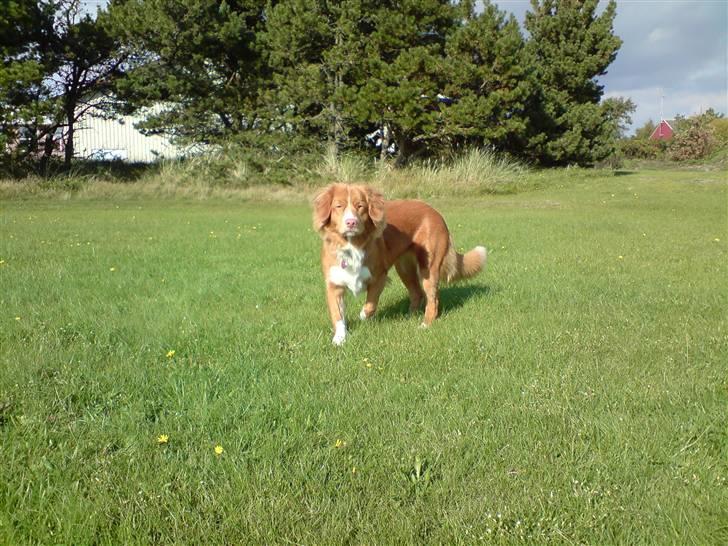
left=441, top=238, right=487, bottom=283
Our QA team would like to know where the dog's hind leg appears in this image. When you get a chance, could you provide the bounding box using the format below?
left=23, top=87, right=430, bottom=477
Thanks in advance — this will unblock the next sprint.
left=394, top=253, right=425, bottom=313
left=420, top=248, right=445, bottom=327
left=421, top=272, right=440, bottom=327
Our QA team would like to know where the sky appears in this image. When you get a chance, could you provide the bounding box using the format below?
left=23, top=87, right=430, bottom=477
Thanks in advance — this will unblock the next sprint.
left=81, top=0, right=727, bottom=134
left=491, top=0, right=728, bottom=132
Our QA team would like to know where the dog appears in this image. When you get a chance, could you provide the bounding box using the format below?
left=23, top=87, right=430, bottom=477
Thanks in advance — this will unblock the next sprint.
left=313, top=183, right=487, bottom=345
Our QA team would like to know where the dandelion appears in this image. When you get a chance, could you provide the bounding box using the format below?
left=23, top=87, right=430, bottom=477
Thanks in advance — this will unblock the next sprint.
left=109, top=267, right=116, bottom=272
left=15, top=316, right=21, bottom=321
left=157, top=434, right=169, bottom=444
left=618, top=256, right=624, bottom=260
left=334, top=439, right=346, bottom=449
left=0, top=260, right=5, bottom=265
left=352, top=467, right=357, bottom=475
left=715, top=238, right=721, bottom=242
left=214, top=445, right=224, bottom=455
left=166, top=350, right=175, bottom=358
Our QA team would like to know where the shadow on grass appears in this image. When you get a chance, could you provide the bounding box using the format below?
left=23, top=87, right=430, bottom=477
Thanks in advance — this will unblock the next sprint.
left=377, top=283, right=492, bottom=321
left=612, top=170, right=636, bottom=177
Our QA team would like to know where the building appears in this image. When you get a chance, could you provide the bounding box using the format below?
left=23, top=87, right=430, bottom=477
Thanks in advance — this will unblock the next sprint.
left=73, top=103, right=185, bottom=162
left=649, top=119, right=675, bottom=141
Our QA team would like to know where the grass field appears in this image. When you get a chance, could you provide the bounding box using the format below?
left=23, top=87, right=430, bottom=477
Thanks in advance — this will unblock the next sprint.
left=1, top=168, right=726, bottom=544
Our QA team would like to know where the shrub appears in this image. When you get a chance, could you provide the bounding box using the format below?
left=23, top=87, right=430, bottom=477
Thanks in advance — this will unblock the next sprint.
left=709, top=118, right=728, bottom=147
left=668, top=116, right=716, bottom=161
left=621, top=138, right=666, bottom=159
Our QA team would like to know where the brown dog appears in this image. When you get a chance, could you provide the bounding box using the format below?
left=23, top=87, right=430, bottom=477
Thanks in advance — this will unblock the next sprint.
left=313, top=183, right=487, bottom=345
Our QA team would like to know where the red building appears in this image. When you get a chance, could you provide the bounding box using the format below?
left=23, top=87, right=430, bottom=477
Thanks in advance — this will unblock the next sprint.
left=649, top=119, right=674, bottom=141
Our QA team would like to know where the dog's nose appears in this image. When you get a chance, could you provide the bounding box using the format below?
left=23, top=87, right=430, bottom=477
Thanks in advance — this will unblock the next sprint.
left=345, top=217, right=358, bottom=229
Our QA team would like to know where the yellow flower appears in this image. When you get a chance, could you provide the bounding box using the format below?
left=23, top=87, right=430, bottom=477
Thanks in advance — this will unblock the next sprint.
left=618, top=256, right=624, bottom=260
left=157, top=434, right=169, bottom=444
left=352, top=467, right=357, bottom=475
left=214, top=445, right=224, bottom=455
left=166, top=350, right=175, bottom=358
left=109, top=267, right=116, bottom=272
left=334, top=439, right=346, bottom=449
left=715, top=238, right=721, bottom=242
left=15, top=316, right=21, bottom=321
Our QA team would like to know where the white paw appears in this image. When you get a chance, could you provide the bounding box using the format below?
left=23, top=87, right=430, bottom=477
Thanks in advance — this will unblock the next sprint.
left=419, top=322, right=429, bottom=329
left=359, top=308, right=368, bottom=321
left=332, top=320, right=347, bottom=346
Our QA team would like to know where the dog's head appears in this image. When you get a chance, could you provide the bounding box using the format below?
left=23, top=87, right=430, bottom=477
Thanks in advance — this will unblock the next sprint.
left=313, top=183, right=386, bottom=239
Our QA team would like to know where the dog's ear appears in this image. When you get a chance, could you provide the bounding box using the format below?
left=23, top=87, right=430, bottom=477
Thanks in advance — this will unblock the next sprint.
left=312, top=185, right=334, bottom=232
left=367, top=187, right=386, bottom=232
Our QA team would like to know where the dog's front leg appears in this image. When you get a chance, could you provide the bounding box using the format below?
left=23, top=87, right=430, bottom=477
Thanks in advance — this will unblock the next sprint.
left=326, top=283, right=347, bottom=345
left=359, top=274, right=387, bottom=321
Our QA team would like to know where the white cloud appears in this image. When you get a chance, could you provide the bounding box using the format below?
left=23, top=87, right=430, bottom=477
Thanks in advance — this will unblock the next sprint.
left=604, top=87, right=727, bottom=131
left=647, top=27, right=673, bottom=44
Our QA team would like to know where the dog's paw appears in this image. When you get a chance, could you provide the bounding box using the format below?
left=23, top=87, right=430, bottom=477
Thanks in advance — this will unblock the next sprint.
left=332, top=320, right=347, bottom=345
left=359, top=308, right=368, bottom=321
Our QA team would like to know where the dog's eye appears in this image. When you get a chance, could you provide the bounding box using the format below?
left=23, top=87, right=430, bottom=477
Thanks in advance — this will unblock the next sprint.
left=334, top=204, right=343, bottom=209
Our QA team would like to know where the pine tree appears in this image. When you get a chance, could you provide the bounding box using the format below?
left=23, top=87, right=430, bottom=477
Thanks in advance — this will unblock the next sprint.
left=52, top=0, right=126, bottom=165
left=349, top=0, right=459, bottom=164
left=264, top=0, right=367, bottom=153
left=524, top=0, right=622, bottom=165
left=441, top=0, right=535, bottom=156
left=1, top=0, right=125, bottom=167
left=110, top=0, right=269, bottom=143
left=266, top=0, right=461, bottom=163
left=1, top=1, right=56, bottom=162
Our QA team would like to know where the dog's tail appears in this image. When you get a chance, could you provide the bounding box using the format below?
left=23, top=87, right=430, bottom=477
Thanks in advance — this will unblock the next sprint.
left=441, top=238, right=487, bottom=283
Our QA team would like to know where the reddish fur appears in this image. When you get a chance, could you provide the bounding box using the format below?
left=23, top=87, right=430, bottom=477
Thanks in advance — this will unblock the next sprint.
left=313, top=183, right=486, bottom=336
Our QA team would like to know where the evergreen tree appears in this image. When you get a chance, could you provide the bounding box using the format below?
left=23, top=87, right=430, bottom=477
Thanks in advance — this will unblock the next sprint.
left=266, top=0, right=461, bottom=163
left=524, top=0, right=622, bottom=165
left=110, top=0, right=269, bottom=144
left=1, top=1, right=55, bottom=162
left=264, top=0, right=369, bottom=153
left=348, top=0, right=458, bottom=163
left=1, top=0, right=124, bottom=167
left=52, top=0, right=126, bottom=164
left=441, top=0, right=534, bottom=156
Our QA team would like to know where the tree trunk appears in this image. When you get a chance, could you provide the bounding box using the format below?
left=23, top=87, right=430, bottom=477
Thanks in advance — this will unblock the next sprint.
left=64, top=103, right=75, bottom=166
left=40, top=130, right=55, bottom=176
left=379, top=122, right=391, bottom=162
left=395, top=135, right=414, bottom=167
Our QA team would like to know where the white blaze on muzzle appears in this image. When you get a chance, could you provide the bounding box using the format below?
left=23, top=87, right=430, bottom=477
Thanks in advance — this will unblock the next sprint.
left=342, top=206, right=359, bottom=233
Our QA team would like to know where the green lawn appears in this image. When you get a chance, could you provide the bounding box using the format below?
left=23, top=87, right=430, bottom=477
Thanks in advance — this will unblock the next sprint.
left=1, top=169, right=726, bottom=544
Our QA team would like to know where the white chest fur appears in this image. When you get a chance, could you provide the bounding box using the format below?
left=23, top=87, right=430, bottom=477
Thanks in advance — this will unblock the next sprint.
left=328, top=243, right=371, bottom=296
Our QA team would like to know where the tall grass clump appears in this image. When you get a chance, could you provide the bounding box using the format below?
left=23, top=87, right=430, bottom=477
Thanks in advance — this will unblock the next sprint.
left=382, top=149, right=529, bottom=198
left=316, top=143, right=372, bottom=183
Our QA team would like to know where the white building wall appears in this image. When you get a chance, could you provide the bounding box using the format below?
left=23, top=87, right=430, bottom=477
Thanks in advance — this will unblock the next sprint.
left=74, top=106, right=184, bottom=163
